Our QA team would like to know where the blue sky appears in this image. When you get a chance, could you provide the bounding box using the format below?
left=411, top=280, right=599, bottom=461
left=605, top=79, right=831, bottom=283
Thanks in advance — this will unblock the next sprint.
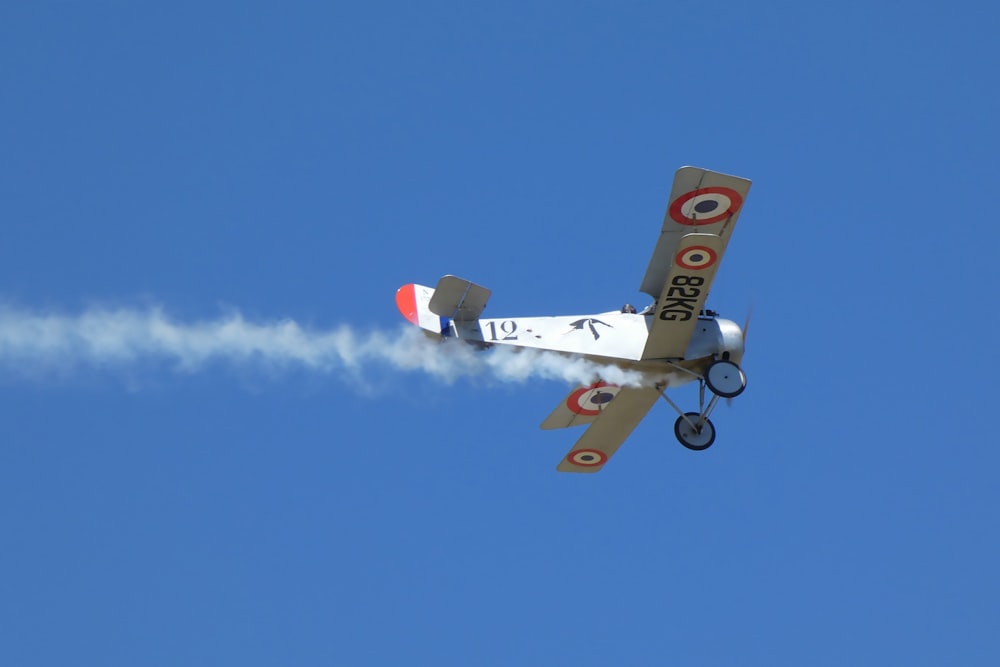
left=2, top=1, right=999, bottom=664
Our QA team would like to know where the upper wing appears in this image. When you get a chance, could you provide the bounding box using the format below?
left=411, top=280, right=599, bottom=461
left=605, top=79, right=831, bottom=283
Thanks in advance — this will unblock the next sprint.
left=638, top=167, right=751, bottom=360
left=639, top=167, right=752, bottom=299
left=553, top=386, right=661, bottom=473
left=640, top=232, right=724, bottom=360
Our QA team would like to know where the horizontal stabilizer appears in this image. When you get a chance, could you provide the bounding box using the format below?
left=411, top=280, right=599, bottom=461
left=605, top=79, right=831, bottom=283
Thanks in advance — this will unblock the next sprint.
left=428, top=275, right=491, bottom=321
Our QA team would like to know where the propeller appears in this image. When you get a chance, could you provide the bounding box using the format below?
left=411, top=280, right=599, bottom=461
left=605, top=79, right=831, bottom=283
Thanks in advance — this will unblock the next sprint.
left=727, top=304, right=753, bottom=408
left=741, top=304, right=753, bottom=350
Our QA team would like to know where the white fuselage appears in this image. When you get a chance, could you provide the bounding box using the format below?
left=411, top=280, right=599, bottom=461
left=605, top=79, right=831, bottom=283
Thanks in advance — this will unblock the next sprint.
left=449, top=311, right=744, bottom=385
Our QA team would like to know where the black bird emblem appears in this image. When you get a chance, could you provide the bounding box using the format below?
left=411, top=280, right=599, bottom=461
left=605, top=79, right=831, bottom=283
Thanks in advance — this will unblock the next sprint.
left=567, top=318, right=613, bottom=340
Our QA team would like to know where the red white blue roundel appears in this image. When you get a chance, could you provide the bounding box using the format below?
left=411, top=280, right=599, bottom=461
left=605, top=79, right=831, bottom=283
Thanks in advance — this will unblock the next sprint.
left=675, top=245, right=717, bottom=270
left=669, top=186, right=743, bottom=225
left=566, top=449, right=607, bottom=467
left=567, top=382, right=620, bottom=416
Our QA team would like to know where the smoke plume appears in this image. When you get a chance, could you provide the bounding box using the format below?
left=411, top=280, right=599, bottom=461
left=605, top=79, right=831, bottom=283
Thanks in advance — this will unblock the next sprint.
left=0, top=305, right=650, bottom=388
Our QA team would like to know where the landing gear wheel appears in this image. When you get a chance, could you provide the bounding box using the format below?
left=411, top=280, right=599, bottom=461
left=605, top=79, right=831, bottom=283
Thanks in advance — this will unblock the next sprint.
left=705, top=360, right=746, bottom=398
left=674, top=412, right=716, bottom=451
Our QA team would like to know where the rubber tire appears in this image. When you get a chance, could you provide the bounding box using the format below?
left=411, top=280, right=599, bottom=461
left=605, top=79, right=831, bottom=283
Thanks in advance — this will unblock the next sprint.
left=674, top=412, right=716, bottom=451
left=705, top=360, right=746, bottom=399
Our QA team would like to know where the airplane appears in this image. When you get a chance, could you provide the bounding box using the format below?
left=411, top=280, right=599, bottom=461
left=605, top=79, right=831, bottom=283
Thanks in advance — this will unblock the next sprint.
left=395, top=166, right=751, bottom=473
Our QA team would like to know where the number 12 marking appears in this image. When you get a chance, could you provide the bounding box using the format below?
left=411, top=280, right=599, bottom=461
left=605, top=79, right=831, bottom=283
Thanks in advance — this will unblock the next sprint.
left=485, top=320, right=518, bottom=341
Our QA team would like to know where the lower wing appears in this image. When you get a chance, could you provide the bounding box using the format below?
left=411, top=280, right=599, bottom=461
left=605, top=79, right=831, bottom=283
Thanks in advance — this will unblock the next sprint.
left=551, top=386, right=661, bottom=473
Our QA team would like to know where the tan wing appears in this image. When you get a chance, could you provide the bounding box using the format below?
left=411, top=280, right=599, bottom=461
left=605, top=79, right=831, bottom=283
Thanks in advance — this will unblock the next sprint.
left=555, top=387, right=660, bottom=473
left=541, top=382, right=622, bottom=430
left=640, top=233, right=724, bottom=360
left=639, top=167, right=752, bottom=299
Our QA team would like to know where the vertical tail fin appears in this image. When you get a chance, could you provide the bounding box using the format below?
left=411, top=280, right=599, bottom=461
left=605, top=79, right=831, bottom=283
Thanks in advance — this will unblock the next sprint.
left=396, top=283, right=445, bottom=335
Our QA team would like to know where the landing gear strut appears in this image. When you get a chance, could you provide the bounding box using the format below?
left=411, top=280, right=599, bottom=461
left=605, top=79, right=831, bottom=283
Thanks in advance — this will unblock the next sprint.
left=657, top=359, right=747, bottom=451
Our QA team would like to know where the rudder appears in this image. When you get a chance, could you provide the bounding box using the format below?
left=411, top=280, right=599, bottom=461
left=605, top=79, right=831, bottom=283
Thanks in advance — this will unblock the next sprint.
left=395, top=283, right=445, bottom=334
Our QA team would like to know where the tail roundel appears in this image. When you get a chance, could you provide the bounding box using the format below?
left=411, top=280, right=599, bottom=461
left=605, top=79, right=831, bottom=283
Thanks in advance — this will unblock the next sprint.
left=395, top=283, right=445, bottom=334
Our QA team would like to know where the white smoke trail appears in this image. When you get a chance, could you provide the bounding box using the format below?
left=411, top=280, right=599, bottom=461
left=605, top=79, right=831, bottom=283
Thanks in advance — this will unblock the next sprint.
left=0, top=305, right=651, bottom=388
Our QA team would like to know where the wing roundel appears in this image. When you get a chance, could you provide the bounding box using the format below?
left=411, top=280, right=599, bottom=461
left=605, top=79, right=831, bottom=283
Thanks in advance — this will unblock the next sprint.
left=541, top=382, right=622, bottom=430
